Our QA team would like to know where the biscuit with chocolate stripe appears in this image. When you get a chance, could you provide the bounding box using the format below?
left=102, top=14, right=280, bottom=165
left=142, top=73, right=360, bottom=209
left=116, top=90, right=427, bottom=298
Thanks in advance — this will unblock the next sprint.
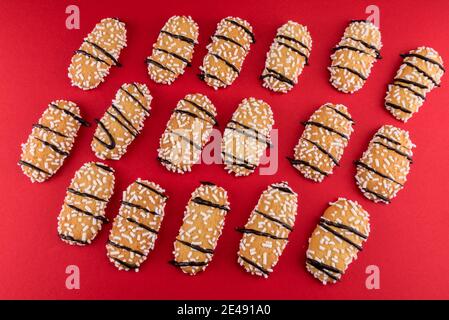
left=306, top=198, right=369, bottom=284
left=385, top=47, right=444, bottom=122
left=170, top=182, right=230, bottom=275
left=355, top=125, right=415, bottom=204
left=237, top=182, right=298, bottom=278
left=57, top=162, right=115, bottom=245
left=289, top=103, right=354, bottom=182
left=200, top=17, right=255, bottom=89
left=221, top=97, right=274, bottom=176
left=261, top=21, right=312, bottom=93
left=158, top=93, right=217, bottom=173
left=107, top=178, right=168, bottom=271
left=91, top=83, right=152, bottom=160
left=146, top=16, right=199, bottom=84
left=19, top=100, right=89, bottom=183
left=68, top=18, right=127, bottom=90
left=329, top=20, right=382, bottom=93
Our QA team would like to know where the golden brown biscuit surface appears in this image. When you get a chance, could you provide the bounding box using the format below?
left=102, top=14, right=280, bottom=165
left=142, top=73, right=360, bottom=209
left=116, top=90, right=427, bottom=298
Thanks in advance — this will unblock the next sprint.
left=19, top=100, right=88, bottom=183
left=170, top=182, right=230, bottom=275
left=261, top=21, right=312, bottom=93
left=289, top=103, right=354, bottom=182
left=57, top=162, right=115, bottom=245
left=91, top=83, right=152, bottom=160
left=355, top=125, right=415, bottom=204
left=385, top=47, right=444, bottom=122
left=306, top=198, right=369, bottom=284
left=68, top=18, right=127, bottom=90
left=237, top=182, right=298, bottom=278
left=107, top=178, right=168, bottom=271
left=329, top=20, right=382, bottom=93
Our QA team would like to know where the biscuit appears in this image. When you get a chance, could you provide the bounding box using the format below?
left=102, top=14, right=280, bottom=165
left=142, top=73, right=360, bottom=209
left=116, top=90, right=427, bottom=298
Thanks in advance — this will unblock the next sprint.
left=221, top=98, right=274, bottom=176
left=306, top=198, right=369, bottom=284
left=199, top=17, right=255, bottom=89
left=329, top=20, right=382, bottom=93
left=170, top=181, right=230, bottom=275
left=146, top=16, right=199, bottom=84
left=107, top=178, right=168, bottom=271
left=91, top=83, right=152, bottom=160
left=261, top=21, right=312, bottom=93
left=385, top=47, right=444, bottom=122
left=57, top=162, right=115, bottom=245
left=288, top=103, right=354, bottom=182
left=19, top=100, right=89, bottom=183
left=355, top=125, right=415, bottom=204
left=157, top=93, right=217, bottom=173
left=68, top=18, right=127, bottom=90
left=237, top=182, right=298, bottom=278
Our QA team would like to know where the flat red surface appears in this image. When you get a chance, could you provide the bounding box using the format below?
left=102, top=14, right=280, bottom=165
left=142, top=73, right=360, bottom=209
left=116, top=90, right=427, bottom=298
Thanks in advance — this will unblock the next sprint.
left=1, top=0, right=449, bottom=300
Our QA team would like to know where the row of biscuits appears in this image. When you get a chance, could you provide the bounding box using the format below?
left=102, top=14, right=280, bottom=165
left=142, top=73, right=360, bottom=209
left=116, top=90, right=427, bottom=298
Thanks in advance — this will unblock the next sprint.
left=56, top=162, right=366, bottom=284
left=68, top=17, right=444, bottom=123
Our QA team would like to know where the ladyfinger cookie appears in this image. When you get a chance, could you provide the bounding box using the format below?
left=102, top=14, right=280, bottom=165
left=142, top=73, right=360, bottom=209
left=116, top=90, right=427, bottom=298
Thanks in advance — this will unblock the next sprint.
left=385, top=47, right=444, bottom=122
left=68, top=18, right=127, bottom=90
left=221, top=98, right=274, bottom=176
left=355, top=125, right=414, bottom=204
left=288, top=103, right=354, bottom=182
left=157, top=93, right=217, bottom=173
left=306, top=198, right=369, bottom=284
left=237, top=182, right=298, bottom=278
left=57, top=162, right=115, bottom=245
left=91, top=83, right=152, bottom=160
left=146, top=16, right=199, bottom=84
left=261, top=21, right=312, bottom=93
left=170, top=181, right=230, bottom=275
left=199, top=17, right=255, bottom=89
left=107, top=179, right=168, bottom=271
left=329, top=20, right=382, bottom=93
left=19, top=100, right=89, bottom=183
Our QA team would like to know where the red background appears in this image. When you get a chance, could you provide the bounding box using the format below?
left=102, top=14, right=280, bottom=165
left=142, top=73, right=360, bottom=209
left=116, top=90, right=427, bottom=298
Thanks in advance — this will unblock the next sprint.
left=1, top=0, right=448, bottom=300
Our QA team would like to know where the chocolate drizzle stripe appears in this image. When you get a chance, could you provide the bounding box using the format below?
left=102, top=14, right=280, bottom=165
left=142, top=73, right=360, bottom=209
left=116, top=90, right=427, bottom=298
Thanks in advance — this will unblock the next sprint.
left=224, top=19, right=255, bottom=43
left=276, top=34, right=309, bottom=50
left=146, top=57, right=176, bottom=74
left=355, top=160, right=403, bottom=186
left=111, top=104, right=139, bottom=134
left=261, top=68, right=295, bottom=86
left=238, top=255, right=270, bottom=275
left=324, top=105, right=354, bottom=123
left=236, top=227, right=289, bottom=240
left=32, top=123, right=68, bottom=138
left=121, top=201, right=159, bottom=215
left=106, top=110, right=137, bottom=137
left=210, top=53, right=240, bottom=74
left=93, top=119, right=116, bottom=150
left=169, top=260, right=208, bottom=268
left=287, top=157, right=329, bottom=177
left=394, top=78, right=428, bottom=89
left=200, top=181, right=216, bottom=186
left=404, top=62, right=440, bottom=86
left=391, top=83, right=425, bottom=100
left=401, top=53, right=445, bottom=72
left=18, top=160, right=50, bottom=175
left=333, top=45, right=378, bottom=59
left=124, top=216, right=158, bottom=234
left=213, top=34, right=245, bottom=50
left=67, top=188, right=108, bottom=202
left=360, top=187, right=391, bottom=203
left=303, top=138, right=339, bottom=166
left=135, top=181, right=168, bottom=199
left=33, top=137, right=69, bottom=156
left=120, top=86, right=151, bottom=115
left=346, top=36, right=381, bottom=58
left=59, top=233, right=89, bottom=245
left=222, top=151, right=257, bottom=170
left=66, top=204, right=109, bottom=223
left=167, top=129, right=203, bottom=151
left=74, top=49, right=110, bottom=66
left=373, top=141, right=413, bottom=162
left=110, top=257, right=138, bottom=269
left=276, top=41, right=309, bottom=65
left=154, top=48, right=191, bottom=66
left=50, top=103, right=90, bottom=127
left=320, top=218, right=367, bottom=239
left=270, top=184, right=294, bottom=194
left=306, top=258, right=341, bottom=281
left=176, top=239, right=214, bottom=254
left=375, top=134, right=401, bottom=146
left=191, top=196, right=230, bottom=211
left=254, top=210, right=293, bottom=231
left=226, top=125, right=272, bottom=148
left=331, top=65, right=367, bottom=80
left=302, top=121, right=349, bottom=139
left=182, top=99, right=218, bottom=125
left=174, top=109, right=214, bottom=126
left=229, top=120, right=271, bottom=146
left=94, top=163, right=114, bottom=173
left=318, top=222, right=363, bottom=251
left=107, top=240, right=145, bottom=256
left=198, top=72, right=227, bottom=85
left=132, top=83, right=145, bottom=97
left=84, top=40, right=121, bottom=66
left=385, top=102, right=412, bottom=114
left=160, top=30, right=196, bottom=45
left=157, top=156, right=183, bottom=171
